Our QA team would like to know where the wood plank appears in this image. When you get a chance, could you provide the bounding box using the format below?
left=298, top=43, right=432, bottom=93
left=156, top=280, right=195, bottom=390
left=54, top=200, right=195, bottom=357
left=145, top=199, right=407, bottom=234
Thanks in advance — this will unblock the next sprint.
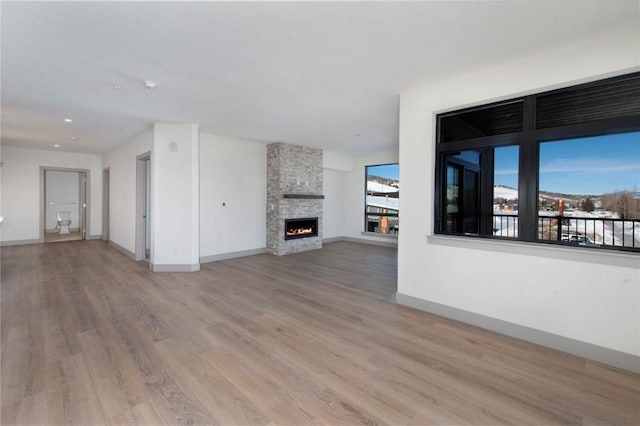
left=203, top=347, right=321, bottom=425
left=1, top=325, right=30, bottom=406
left=77, top=326, right=147, bottom=419
left=142, top=368, right=216, bottom=426
left=205, top=316, right=382, bottom=425
left=47, top=352, right=107, bottom=425
left=154, top=337, right=270, bottom=425
left=1, top=391, right=49, bottom=426
left=108, top=401, right=163, bottom=426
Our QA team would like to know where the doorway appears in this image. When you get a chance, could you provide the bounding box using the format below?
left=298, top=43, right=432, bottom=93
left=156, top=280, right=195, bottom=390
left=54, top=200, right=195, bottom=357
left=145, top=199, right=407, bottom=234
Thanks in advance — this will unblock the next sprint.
left=135, top=153, right=151, bottom=261
left=41, top=168, right=88, bottom=243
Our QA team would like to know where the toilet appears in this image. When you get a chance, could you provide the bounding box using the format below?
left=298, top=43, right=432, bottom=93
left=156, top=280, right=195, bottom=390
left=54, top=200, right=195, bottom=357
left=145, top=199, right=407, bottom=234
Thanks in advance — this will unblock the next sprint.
left=57, top=211, right=72, bottom=234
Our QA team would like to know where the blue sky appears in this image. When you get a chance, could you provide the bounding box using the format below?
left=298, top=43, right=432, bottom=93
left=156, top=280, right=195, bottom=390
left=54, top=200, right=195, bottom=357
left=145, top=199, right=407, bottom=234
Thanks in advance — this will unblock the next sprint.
left=494, top=131, right=640, bottom=195
left=494, top=146, right=519, bottom=189
left=367, top=164, right=399, bottom=180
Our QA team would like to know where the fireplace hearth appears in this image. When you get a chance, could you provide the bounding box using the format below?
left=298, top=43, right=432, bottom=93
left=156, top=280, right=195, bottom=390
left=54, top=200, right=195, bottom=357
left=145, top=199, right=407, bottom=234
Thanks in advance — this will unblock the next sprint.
left=284, top=217, right=318, bottom=240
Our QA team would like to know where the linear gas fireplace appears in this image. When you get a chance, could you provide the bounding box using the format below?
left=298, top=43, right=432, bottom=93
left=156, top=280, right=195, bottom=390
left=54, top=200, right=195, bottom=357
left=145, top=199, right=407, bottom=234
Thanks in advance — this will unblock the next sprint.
left=284, top=217, right=318, bottom=240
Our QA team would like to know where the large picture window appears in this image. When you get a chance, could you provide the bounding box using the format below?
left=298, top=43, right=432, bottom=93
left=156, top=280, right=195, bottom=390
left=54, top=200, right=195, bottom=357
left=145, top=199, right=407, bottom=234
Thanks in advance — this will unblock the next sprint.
left=365, top=164, right=399, bottom=235
left=435, top=72, right=640, bottom=252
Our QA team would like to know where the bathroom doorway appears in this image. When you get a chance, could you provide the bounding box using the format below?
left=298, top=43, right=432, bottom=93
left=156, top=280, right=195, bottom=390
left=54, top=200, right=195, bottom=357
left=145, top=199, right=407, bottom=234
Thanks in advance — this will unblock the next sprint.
left=41, top=168, right=88, bottom=243
left=135, top=153, right=151, bottom=261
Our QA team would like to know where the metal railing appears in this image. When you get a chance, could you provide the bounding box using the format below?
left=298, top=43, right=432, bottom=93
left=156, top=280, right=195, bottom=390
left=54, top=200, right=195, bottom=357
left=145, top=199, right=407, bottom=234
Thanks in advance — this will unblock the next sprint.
left=492, top=213, right=640, bottom=250
left=538, top=215, right=639, bottom=249
left=493, top=213, right=518, bottom=238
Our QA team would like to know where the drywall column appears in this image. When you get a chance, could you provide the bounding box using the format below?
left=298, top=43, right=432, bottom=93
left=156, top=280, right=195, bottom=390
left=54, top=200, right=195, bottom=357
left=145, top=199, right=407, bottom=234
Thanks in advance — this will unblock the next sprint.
left=322, top=149, right=354, bottom=240
left=151, top=123, right=200, bottom=271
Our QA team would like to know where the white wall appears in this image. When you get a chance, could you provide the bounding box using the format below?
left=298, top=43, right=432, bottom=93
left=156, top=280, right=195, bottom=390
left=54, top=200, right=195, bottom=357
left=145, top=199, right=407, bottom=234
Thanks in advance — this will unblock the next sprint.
left=398, top=26, right=640, bottom=357
left=102, top=128, right=153, bottom=253
left=45, top=170, right=80, bottom=231
left=323, top=149, right=354, bottom=172
left=0, top=146, right=102, bottom=243
left=322, top=169, right=345, bottom=239
left=322, top=149, right=353, bottom=240
left=199, top=133, right=266, bottom=258
left=152, top=123, right=200, bottom=268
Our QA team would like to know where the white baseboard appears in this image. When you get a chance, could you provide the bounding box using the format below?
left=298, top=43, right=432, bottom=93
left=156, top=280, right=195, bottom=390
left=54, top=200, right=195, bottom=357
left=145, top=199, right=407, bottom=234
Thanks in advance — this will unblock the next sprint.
left=151, top=263, right=200, bottom=272
left=1, top=238, right=41, bottom=247
left=200, top=247, right=268, bottom=263
left=108, top=240, right=135, bottom=259
left=396, top=292, right=640, bottom=373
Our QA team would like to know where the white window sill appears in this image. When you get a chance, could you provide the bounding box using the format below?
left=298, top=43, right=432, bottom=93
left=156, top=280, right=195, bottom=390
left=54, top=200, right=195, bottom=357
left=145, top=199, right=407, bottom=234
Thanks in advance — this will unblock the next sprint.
left=427, top=234, right=639, bottom=268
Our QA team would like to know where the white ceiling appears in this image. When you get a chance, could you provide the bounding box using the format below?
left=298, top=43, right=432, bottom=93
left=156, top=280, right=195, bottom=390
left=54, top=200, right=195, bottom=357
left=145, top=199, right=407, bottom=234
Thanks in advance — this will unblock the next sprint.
left=1, top=1, right=637, bottom=155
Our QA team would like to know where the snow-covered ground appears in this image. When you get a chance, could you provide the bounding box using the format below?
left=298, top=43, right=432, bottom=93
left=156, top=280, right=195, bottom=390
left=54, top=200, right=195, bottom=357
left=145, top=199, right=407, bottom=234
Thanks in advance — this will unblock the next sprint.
left=493, top=186, right=518, bottom=200
left=367, top=180, right=400, bottom=210
left=367, top=181, right=398, bottom=194
left=367, top=195, right=399, bottom=210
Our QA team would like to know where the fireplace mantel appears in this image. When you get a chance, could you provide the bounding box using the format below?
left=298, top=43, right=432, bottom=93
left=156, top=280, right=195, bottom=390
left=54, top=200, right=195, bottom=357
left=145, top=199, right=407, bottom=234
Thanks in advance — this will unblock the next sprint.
left=282, top=194, right=325, bottom=199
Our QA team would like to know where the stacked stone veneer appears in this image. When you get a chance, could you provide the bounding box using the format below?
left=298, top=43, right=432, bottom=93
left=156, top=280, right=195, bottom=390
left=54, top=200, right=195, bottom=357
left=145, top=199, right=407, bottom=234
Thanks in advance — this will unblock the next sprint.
left=267, top=143, right=323, bottom=255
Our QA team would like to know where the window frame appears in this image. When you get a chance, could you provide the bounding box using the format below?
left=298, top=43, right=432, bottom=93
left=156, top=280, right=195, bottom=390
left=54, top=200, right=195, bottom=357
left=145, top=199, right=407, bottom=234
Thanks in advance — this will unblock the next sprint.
left=364, top=162, right=399, bottom=236
left=434, top=72, right=640, bottom=252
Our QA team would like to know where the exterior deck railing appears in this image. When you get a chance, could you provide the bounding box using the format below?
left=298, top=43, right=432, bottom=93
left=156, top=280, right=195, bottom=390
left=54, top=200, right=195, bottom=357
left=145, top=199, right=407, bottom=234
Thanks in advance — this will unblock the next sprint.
left=493, top=213, right=640, bottom=250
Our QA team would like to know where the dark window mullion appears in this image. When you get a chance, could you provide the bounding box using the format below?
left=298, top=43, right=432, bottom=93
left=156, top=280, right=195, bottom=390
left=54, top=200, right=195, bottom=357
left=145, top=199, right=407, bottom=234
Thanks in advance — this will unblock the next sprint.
left=519, top=97, right=538, bottom=242
left=476, top=148, right=494, bottom=236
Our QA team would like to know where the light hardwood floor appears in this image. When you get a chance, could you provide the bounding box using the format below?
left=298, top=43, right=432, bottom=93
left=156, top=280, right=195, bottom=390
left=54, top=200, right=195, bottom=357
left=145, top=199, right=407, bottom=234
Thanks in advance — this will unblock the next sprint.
left=1, top=240, right=638, bottom=425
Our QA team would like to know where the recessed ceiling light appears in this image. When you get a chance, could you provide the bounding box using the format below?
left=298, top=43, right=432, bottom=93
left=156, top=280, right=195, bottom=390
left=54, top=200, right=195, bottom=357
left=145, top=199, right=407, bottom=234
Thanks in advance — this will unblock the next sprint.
left=143, top=80, right=157, bottom=89
left=54, top=144, right=60, bottom=148
left=64, top=118, right=72, bottom=123
left=69, top=136, right=78, bottom=141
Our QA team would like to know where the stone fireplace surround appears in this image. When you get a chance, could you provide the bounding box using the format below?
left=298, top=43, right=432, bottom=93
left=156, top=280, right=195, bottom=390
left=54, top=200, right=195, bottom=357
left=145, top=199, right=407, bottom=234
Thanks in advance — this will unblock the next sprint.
left=267, top=142, right=323, bottom=255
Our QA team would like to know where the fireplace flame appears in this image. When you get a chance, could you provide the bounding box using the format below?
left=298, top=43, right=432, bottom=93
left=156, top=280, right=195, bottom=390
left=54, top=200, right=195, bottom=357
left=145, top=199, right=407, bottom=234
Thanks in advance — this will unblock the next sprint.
left=286, top=227, right=314, bottom=236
